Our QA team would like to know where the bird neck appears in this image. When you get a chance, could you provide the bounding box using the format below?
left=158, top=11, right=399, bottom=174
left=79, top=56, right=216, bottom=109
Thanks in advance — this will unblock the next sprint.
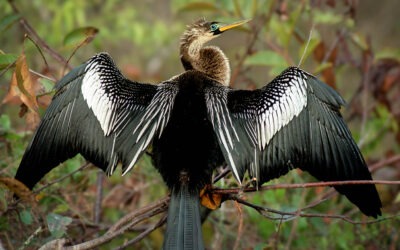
left=180, top=42, right=231, bottom=86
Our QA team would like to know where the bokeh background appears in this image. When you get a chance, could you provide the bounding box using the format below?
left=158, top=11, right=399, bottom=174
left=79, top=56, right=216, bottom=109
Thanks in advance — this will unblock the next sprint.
left=1, top=0, right=400, bottom=249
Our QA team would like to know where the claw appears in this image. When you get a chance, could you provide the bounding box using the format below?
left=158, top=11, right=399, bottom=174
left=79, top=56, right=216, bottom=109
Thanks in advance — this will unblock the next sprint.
left=199, top=184, right=222, bottom=210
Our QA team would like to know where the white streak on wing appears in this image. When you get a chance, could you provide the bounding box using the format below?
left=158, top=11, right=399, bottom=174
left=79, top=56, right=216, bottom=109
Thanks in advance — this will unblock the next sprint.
left=206, top=89, right=242, bottom=183
left=108, top=134, right=117, bottom=175
left=258, top=75, right=308, bottom=149
left=143, top=124, right=157, bottom=151
left=81, top=63, right=118, bottom=136
left=123, top=149, right=142, bottom=176
left=67, top=99, right=76, bottom=129
left=61, top=101, right=71, bottom=129
left=122, top=83, right=177, bottom=174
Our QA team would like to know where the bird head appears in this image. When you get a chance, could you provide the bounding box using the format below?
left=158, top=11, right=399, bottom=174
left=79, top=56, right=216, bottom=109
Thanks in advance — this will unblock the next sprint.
left=180, top=18, right=250, bottom=49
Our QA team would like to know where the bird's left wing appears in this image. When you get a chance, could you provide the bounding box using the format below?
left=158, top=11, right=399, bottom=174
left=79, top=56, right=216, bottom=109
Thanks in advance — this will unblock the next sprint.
left=205, top=67, right=381, bottom=217
left=15, top=53, right=178, bottom=189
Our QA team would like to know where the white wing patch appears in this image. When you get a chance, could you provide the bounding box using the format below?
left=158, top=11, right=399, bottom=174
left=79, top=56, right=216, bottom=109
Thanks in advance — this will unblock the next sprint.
left=81, top=61, right=119, bottom=136
left=206, top=68, right=309, bottom=183
left=206, top=88, right=242, bottom=182
left=256, top=75, right=308, bottom=151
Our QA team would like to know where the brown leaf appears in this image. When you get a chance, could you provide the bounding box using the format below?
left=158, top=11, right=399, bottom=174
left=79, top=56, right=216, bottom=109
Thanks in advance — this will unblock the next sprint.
left=3, top=52, right=41, bottom=129
left=313, top=42, right=337, bottom=88
left=0, top=177, right=37, bottom=205
left=2, top=52, right=39, bottom=113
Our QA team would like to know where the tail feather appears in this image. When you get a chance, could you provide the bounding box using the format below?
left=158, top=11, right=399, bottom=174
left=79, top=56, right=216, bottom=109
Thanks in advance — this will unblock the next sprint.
left=163, top=185, right=204, bottom=250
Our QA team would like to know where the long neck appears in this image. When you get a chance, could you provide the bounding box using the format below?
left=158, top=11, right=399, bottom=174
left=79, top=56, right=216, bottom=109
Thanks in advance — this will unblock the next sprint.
left=180, top=38, right=231, bottom=86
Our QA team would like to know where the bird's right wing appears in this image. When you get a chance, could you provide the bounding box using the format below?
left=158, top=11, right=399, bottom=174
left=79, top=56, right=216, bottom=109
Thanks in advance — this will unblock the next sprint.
left=15, top=53, right=178, bottom=189
left=205, top=67, right=381, bottom=217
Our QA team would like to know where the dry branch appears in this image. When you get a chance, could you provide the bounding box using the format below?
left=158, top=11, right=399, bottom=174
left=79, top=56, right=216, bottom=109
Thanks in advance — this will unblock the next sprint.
left=7, top=0, right=72, bottom=70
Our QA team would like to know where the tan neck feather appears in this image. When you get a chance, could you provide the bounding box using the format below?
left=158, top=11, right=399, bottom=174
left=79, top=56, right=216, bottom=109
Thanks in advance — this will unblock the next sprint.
left=180, top=37, right=231, bottom=86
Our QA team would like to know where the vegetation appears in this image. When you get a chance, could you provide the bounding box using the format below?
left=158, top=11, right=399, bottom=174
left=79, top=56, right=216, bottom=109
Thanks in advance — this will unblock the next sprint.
left=1, top=0, right=399, bottom=249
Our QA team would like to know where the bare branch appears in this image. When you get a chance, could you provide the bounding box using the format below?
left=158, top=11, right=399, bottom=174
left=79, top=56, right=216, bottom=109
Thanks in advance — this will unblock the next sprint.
left=369, top=154, right=400, bottom=172
left=212, top=179, right=400, bottom=195
left=94, top=170, right=104, bottom=224
left=48, top=198, right=170, bottom=250
left=112, top=215, right=167, bottom=250
left=228, top=195, right=398, bottom=225
left=7, top=0, right=72, bottom=70
left=33, top=163, right=91, bottom=194
left=107, top=196, right=169, bottom=233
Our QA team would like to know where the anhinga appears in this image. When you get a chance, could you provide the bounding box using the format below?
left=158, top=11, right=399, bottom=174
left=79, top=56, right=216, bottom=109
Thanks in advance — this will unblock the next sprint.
left=15, top=19, right=382, bottom=249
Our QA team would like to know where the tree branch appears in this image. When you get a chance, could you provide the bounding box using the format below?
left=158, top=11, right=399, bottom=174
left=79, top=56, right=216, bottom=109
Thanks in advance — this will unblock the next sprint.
left=212, top=179, right=400, bottom=195
left=33, top=163, right=91, bottom=194
left=7, top=0, right=72, bottom=70
left=229, top=195, right=398, bottom=224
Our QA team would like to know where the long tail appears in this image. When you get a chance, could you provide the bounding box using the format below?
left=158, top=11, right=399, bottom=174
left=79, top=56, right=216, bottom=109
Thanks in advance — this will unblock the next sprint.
left=163, top=185, right=204, bottom=250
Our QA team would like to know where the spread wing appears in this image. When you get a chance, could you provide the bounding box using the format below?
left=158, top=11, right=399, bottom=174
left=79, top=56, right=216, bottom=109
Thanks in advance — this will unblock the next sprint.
left=15, top=53, right=178, bottom=189
left=206, top=67, right=382, bottom=217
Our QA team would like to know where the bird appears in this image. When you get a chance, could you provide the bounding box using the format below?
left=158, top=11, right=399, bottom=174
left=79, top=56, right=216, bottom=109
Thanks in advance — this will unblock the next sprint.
left=14, top=18, right=382, bottom=249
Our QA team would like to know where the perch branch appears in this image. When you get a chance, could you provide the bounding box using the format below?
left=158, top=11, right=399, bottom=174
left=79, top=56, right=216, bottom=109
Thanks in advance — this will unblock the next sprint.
left=212, top=179, right=400, bottom=195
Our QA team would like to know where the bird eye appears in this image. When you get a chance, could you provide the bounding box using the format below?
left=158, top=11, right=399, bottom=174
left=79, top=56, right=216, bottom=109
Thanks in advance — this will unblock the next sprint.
left=210, top=24, right=219, bottom=32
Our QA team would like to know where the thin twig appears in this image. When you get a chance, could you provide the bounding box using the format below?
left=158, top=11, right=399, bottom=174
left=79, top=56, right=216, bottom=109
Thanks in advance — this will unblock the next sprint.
left=213, top=165, right=230, bottom=184
left=7, top=0, right=72, bottom=70
left=24, top=34, right=56, bottom=81
left=369, top=154, right=400, bottom=172
left=94, top=170, right=104, bottom=224
left=28, top=69, right=56, bottom=82
left=33, top=163, right=91, bottom=194
left=233, top=201, right=243, bottom=250
left=107, top=196, right=169, bottom=233
left=62, top=198, right=169, bottom=250
left=230, top=16, right=265, bottom=86
left=298, top=23, right=315, bottom=67
left=112, top=215, right=167, bottom=250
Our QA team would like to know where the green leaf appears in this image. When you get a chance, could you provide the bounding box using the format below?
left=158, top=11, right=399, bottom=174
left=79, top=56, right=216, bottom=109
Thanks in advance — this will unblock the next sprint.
left=63, top=26, right=99, bottom=47
left=0, top=14, right=20, bottom=32
left=245, top=50, right=288, bottom=75
left=313, top=10, right=342, bottom=24
left=0, top=53, right=18, bottom=70
left=46, top=213, right=72, bottom=238
left=0, top=114, right=11, bottom=131
left=39, top=78, right=55, bottom=92
left=245, top=50, right=287, bottom=67
left=19, top=210, right=33, bottom=225
left=350, top=32, right=369, bottom=51
left=313, top=62, right=332, bottom=74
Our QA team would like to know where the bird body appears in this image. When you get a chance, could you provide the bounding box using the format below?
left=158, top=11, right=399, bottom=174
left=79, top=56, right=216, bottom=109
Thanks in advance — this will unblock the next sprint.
left=152, top=71, right=224, bottom=190
left=14, top=19, right=382, bottom=250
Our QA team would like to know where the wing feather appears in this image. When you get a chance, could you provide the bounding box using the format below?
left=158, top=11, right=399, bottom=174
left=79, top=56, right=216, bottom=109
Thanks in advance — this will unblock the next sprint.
left=15, top=53, right=178, bottom=189
left=206, top=67, right=381, bottom=217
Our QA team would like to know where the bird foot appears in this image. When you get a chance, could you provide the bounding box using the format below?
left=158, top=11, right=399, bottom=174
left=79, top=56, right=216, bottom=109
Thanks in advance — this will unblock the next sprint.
left=200, top=184, right=222, bottom=210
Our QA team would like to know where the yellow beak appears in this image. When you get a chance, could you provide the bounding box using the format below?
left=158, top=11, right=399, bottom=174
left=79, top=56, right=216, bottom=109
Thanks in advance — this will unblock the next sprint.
left=219, top=19, right=251, bottom=32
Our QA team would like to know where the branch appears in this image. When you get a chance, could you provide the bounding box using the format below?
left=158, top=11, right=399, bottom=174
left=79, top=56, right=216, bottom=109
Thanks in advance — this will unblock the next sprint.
left=369, top=154, right=400, bottom=172
left=7, top=0, right=72, bottom=69
left=112, top=215, right=167, bottom=250
left=230, top=195, right=399, bottom=224
left=230, top=15, right=266, bottom=86
left=50, top=197, right=170, bottom=250
left=211, top=179, right=400, bottom=195
left=38, top=178, right=398, bottom=249
left=33, top=163, right=91, bottom=194
left=107, top=196, right=169, bottom=233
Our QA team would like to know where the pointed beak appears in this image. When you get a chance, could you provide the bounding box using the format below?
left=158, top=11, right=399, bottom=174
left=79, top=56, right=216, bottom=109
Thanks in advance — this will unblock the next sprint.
left=219, top=19, right=251, bottom=32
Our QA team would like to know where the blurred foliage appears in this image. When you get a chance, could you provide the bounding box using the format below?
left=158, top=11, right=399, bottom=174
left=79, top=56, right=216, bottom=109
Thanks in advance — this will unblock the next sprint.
left=1, top=0, right=400, bottom=249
